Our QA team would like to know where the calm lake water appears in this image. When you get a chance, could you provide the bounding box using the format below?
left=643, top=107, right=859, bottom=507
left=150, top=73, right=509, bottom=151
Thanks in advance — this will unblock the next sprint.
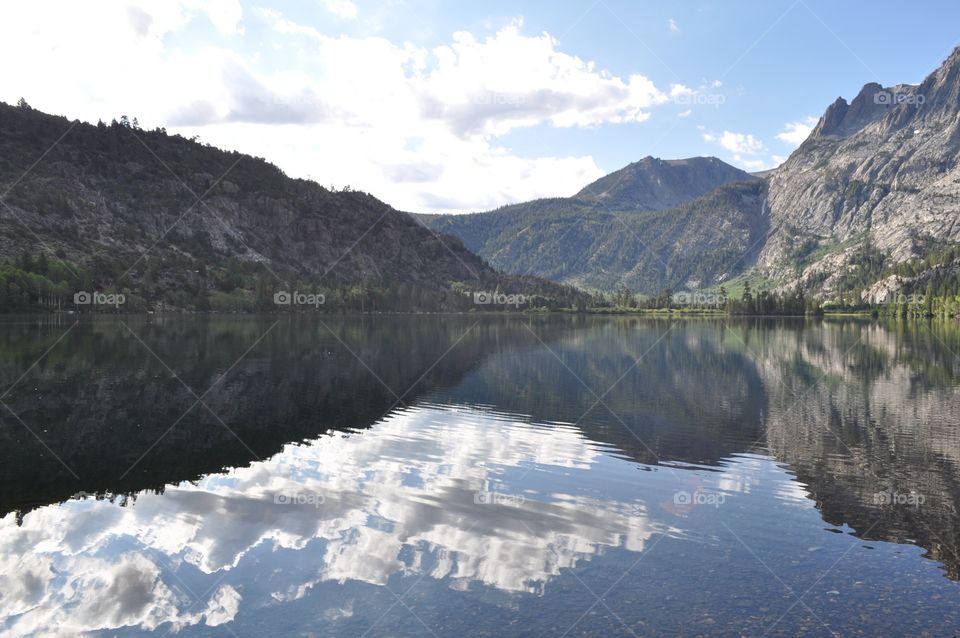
left=2, top=315, right=960, bottom=637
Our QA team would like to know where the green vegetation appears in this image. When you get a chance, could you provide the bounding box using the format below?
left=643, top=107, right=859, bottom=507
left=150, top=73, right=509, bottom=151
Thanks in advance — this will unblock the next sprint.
left=421, top=179, right=769, bottom=294
left=823, top=236, right=888, bottom=302
left=701, top=272, right=779, bottom=300
left=885, top=244, right=960, bottom=280
left=0, top=246, right=596, bottom=314
left=0, top=100, right=595, bottom=314
left=591, top=281, right=815, bottom=316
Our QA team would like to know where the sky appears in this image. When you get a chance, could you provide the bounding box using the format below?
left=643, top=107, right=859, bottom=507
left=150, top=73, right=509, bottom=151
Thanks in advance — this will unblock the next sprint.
left=1, top=1, right=958, bottom=214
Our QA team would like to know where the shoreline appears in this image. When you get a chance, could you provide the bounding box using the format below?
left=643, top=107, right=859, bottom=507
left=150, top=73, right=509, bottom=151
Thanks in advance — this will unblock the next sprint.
left=2, top=309, right=956, bottom=321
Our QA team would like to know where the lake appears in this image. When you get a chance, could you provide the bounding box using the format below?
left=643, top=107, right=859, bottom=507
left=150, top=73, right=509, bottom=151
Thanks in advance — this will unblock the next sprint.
left=2, top=315, right=960, bottom=636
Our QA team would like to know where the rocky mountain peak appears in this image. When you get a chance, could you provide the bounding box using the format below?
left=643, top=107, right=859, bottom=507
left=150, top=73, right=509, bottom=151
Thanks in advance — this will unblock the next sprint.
left=761, top=43, right=960, bottom=295
left=809, top=81, right=917, bottom=139
left=810, top=96, right=849, bottom=139
left=915, top=45, right=960, bottom=114
left=573, top=155, right=753, bottom=211
left=808, top=46, right=960, bottom=146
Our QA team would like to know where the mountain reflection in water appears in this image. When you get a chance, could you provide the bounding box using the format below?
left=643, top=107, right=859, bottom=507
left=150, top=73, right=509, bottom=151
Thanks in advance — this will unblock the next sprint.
left=2, top=316, right=960, bottom=636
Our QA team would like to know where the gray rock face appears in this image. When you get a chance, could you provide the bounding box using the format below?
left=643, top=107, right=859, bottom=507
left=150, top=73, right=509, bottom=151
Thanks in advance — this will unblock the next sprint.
left=810, top=82, right=921, bottom=139
left=423, top=46, right=960, bottom=297
left=860, top=274, right=907, bottom=304
left=761, top=46, right=960, bottom=291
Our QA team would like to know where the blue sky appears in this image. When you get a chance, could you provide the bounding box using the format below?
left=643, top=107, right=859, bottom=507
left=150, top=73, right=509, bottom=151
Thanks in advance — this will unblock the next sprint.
left=330, top=0, right=958, bottom=172
left=1, top=1, right=958, bottom=212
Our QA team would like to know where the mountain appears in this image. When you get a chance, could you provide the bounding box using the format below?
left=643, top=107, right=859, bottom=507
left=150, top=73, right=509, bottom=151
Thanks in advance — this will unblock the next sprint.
left=5, top=46, right=958, bottom=308
left=424, top=46, right=960, bottom=301
left=756, top=46, right=960, bottom=299
left=0, top=101, right=591, bottom=312
left=419, top=156, right=757, bottom=291
left=573, top=156, right=754, bottom=211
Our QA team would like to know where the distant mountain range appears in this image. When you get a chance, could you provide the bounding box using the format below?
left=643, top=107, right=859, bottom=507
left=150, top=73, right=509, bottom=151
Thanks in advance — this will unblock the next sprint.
left=3, top=45, right=959, bottom=309
left=421, top=46, right=960, bottom=299
left=417, top=157, right=760, bottom=291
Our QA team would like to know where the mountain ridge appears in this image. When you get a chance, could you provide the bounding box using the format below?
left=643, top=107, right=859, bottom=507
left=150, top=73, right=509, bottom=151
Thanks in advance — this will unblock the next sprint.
left=424, top=45, right=960, bottom=301
left=419, top=155, right=758, bottom=291
left=3, top=44, right=959, bottom=307
left=758, top=44, right=960, bottom=299
left=0, top=101, right=591, bottom=311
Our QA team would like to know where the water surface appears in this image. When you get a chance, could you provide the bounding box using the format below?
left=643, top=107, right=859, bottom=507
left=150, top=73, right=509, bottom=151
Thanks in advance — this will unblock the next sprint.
left=2, top=316, right=960, bottom=636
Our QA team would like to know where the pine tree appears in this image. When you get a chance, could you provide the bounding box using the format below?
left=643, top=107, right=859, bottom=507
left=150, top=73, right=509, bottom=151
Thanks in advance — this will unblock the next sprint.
left=18, top=250, right=35, bottom=273
left=254, top=273, right=273, bottom=310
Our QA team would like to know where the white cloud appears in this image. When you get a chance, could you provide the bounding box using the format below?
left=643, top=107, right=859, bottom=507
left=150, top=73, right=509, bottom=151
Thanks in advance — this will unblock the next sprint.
left=0, top=5, right=672, bottom=214
left=257, top=7, right=324, bottom=39
left=734, top=156, right=772, bottom=171
left=775, top=116, right=818, bottom=146
left=677, top=109, right=692, bottom=118
left=668, top=18, right=680, bottom=32
left=321, top=0, right=358, bottom=20
left=701, top=129, right=782, bottom=172
left=411, top=22, right=667, bottom=136
left=191, top=0, right=244, bottom=34
left=726, top=153, right=785, bottom=172
left=702, top=130, right=765, bottom=155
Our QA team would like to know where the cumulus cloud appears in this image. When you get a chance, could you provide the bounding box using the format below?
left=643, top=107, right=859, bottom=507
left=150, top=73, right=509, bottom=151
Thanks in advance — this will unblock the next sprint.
left=700, top=129, right=785, bottom=172
left=126, top=6, right=153, bottom=36
left=734, top=156, right=773, bottom=171
left=170, top=62, right=332, bottom=125
left=257, top=7, right=324, bottom=39
left=345, top=21, right=668, bottom=138
left=321, top=0, right=358, bottom=20
left=0, top=4, right=672, bottom=213
left=702, top=130, right=765, bottom=155
left=775, top=116, right=818, bottom=146
left=381, top=161, right=445, bottom=184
